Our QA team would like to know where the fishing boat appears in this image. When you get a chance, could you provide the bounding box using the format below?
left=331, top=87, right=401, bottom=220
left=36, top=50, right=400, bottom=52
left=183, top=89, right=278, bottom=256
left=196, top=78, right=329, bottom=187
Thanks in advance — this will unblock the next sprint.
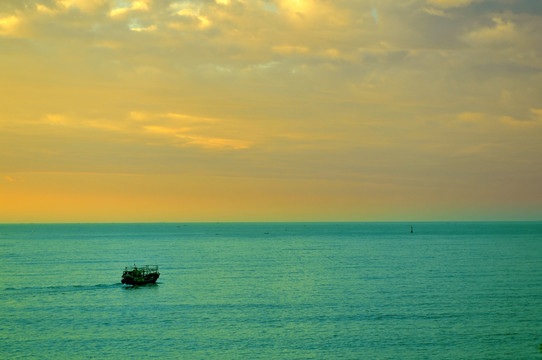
left=121, top=265, right=160, bottom=285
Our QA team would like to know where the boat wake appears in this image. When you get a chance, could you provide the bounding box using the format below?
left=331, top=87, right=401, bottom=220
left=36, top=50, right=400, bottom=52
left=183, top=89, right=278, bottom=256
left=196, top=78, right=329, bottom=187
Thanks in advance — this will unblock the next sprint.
left=121, top=282, right=160, bottom=290
left=3, top=283, right=122, bottom=294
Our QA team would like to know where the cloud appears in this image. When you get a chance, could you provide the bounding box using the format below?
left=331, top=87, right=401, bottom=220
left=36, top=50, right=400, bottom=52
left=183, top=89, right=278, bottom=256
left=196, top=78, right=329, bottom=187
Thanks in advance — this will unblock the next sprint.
left=56, top=0, right=108, bottom=12
left=0, top=15, right=21, bottom=36
left=422, top=7, right=450, bottom=17
left=169, top=2, right=211, bottom=29
left=34, top=110, right=250, bottom=151
left=272, top=45, right=310, bottom=55
left=92, top=40, right=122, bottom=49
left=177, top=135, right=250, bottom=150
left=144, top=125, right=183, bottom=135
left=499, top=115, right=527, bottom=127
left=427, top=0, right=472, bottom=8
left=530, top=108, right=542, bottom=122
left=499, top=109, right=542, bottom=127
left=278, top=0, right=314, bottom=17
left=4, top=175, right=24, bottom=182
left=457, top=112, right=486, bottom=123
left=140, top=111, right=250, bottom=150
left=36, top=4, right=58, bottom=15
left=464, top=17, right=517, bottom=46
left=109, top=0, right=151, bottom=17
left=129, top=111, right=148, bottom=121
left=41, top=114, right=122, bottom=131
left=143, top=125, right=251, bottom=150
left=42, top=114, right=71, bottom=126
left=163, top=113, right=217, bottom=123
left=129, top=23, right=157, bottom=32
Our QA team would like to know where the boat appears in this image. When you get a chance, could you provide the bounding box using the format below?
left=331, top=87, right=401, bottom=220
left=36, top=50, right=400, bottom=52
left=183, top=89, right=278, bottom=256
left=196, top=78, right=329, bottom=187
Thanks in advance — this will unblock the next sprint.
left=121, top=265, right=160, bottom=285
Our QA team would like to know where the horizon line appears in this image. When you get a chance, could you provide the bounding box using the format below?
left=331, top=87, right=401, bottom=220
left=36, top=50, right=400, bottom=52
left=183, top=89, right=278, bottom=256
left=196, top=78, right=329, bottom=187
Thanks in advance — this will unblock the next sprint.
left=1, top=220, right=541, bottom=225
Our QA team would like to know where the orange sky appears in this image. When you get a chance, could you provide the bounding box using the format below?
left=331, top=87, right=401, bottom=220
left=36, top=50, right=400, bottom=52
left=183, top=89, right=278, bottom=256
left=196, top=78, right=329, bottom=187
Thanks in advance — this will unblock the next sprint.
left=1, top=0, right=541, bottom=222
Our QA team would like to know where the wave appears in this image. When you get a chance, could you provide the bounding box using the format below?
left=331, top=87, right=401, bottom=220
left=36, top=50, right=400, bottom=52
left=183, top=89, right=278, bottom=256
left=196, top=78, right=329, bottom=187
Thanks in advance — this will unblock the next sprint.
left=3, top=283, right=122, bottom=293
left=3, top=282, right=164, bottom=294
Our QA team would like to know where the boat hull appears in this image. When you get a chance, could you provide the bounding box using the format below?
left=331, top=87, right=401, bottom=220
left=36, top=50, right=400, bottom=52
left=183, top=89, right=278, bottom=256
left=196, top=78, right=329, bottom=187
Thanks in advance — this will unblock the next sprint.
left=121, top=265, right=160, bottom=286
left=121, top=273, right=160, bottom=285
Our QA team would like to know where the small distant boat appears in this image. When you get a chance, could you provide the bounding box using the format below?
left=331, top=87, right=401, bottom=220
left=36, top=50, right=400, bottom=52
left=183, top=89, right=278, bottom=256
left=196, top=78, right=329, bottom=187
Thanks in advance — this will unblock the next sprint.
left=122, top=265, right=160, bottom=285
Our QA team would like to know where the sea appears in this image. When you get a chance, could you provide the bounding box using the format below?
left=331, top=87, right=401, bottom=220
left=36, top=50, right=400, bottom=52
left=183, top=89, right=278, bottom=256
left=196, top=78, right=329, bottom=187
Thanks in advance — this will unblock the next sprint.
left=1, top=222, right=541, bottom=359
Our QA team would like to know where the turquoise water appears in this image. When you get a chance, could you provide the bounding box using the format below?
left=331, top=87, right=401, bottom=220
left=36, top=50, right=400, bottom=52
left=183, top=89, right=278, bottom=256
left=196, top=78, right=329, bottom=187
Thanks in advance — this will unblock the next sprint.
left=1, top=222, right=541, bottom=359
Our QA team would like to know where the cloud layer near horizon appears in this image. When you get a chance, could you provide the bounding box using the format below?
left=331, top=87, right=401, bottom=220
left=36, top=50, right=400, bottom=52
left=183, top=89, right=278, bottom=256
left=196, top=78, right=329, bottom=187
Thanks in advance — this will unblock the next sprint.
left=1, top=0, right=541, bottom=221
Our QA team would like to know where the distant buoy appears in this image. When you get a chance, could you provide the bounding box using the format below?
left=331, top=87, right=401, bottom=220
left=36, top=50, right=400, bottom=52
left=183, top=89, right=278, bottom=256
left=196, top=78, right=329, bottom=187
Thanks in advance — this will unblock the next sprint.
left=410, top=225, right=414, bottom=233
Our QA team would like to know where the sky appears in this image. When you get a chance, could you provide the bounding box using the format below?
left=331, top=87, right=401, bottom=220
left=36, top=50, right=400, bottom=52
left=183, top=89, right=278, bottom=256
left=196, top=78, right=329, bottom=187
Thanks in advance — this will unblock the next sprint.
left=1, top=0, right=541, bottom=223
